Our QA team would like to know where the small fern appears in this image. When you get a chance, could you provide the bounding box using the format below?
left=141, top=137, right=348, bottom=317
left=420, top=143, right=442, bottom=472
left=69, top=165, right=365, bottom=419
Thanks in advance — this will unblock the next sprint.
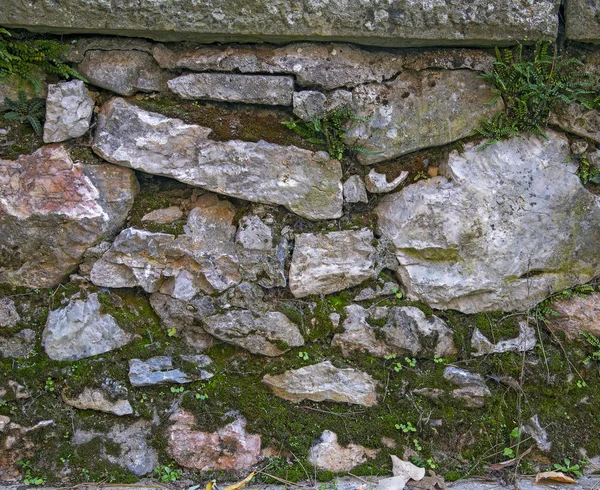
left=530, top=284, right=595, bottom=324
left=282, top=105, right=379, bottom=161
left=0, top=28, right=85, bottom=93
left=576, top=156, right=600, bottom=186
left=477, top=41, right=600, bottom=146
left=580, top=331, right=600, bottom=366
left=4, top=90, right=45, bottom=136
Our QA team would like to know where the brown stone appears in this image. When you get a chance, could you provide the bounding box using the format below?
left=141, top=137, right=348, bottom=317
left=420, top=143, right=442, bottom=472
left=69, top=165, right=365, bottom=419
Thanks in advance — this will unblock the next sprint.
left=549, top=293, right=600, bottom=340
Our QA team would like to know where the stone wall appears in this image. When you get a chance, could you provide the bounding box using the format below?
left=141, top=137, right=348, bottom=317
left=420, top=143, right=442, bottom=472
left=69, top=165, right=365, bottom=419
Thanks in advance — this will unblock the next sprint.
left=1, top=3, right=600, bottom=488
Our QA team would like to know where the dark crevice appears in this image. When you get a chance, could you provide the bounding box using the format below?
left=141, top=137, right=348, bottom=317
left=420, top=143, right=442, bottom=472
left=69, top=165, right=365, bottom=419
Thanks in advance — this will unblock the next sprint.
left=557, top=0, right=567, bottom=52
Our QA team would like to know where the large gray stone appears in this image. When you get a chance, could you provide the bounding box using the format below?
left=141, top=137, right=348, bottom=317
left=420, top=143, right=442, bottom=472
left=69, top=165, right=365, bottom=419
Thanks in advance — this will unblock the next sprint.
left=43, top=80, right=94, bottom=143
left=128, top=356, right=194, bottom=387
left=1, top=1, right=560, bottom=47
left=346, top=70, right=503, bottom=164
left=263, top=361, right=377, bottom=406
left=92, top=98, right=342, bottom=220
left=168, top=73, right=293, bottom=105
left=0, top=145, right=137, bottom=288
left=377, top=132, right=600, bottom=313
left=78, top=50, right=168, bottom=95
left=42, top=293, right=132, bottom=361
left=289, top=229, right=376, bottom=298
left=565, top=0, right=600, bottom=43
left=202, top=310, right=304, bottom=356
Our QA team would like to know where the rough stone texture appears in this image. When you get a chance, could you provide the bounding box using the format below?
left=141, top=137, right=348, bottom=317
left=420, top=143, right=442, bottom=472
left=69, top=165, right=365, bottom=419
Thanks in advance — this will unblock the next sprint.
left=202, top=310, right=304, bottom=356
left=128, top=356, right=194, bottom=387
left=42, top=293, right=131, bottom=361
left=443, top=366, right=491, bottom=409
left=141, top=206, right=183, bottom=223
left=550, top=103, right=600, bottom=144
left=332, top=305, right=457, bottom=359
left=343, top=175, right=368, bottom=204
left=0, top=298, right=20, bottom=328
left=62, top=388, right=133, bottom=416
left=236, top=215, right=273, bottom=251
left=168, top=409, right=261, bottom=471
left=471, top=322, right=536, bottom=357
left=0, top=145, right=137, bottom=288
left=78, top=50, right=168, bottom=95
left=289, top=229, right=376, bottom=298
left=168, top=73, right=293, bottom=105
left=0, top=328, right=35, bottom=358
left=377, top=132, right=600, bottom=313
left=92, top=98, right=342, bottom=220
left=72, top=421, right=157, bottom=476
left=1, top=2, right=560, bottom=47
left=307, top=430, right=379, bottom=472
left=522, top=415, right=552, bottom=452
left=565, top=0, right=600, bottom=43
left=263, top=361, right=377, bottom=406
left=293, top=91, right=327, bottom=120
left=346, top=70, right=503, bottom=164
left=43, top=80, right=94, bottom=143
left=549, top=293, right=600, bottom=339
left=354, top=279, right=399, bottom=301
left=364, top=169, right=408, bottom=194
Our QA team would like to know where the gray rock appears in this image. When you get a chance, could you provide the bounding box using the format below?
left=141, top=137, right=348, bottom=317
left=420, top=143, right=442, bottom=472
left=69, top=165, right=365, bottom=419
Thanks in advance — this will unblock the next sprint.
left=0, top=145, right=137, bottom=288
left=571, top=140, right=589, bottom=155
left=549, top=293, right=600, bottom=339
left=73, top=420, right=157, bottom=476
left=354, top=281, right=399, bottom=301
left=346, top=70, right=503, bottom=164
left=263, top=361, right=377, bottom=407
left=3, top=1, right=559, bottom=47
left=0, top=329, right=35, bottom=358
left=377, top=132, right=600, bottom=313
left=43, top=80, right=94, bottom=143
left=43, top=293, right=132, bottom=361
left=78, top=50, right=167, bottom=95
left=128, top=356, right=194, bottom=387
left=308, top=430, right=379, bottom=472
left=293, top=91, right=327, bottom=120
left=289, top=229, right=376, bottom=298
left=443, top=366, right=491, bottom=409
left=202, top=310, right=304, bottom=356
left=0, top=298, right=19, bottom=328
left=332, top=305, right=456, bottom=359
left=566, top=0, right=600, bottom=43
left=343, top=175, right=369, bottom=204
left=179, top=354, right=214, bottom=381
left=364, top=169, right=409, bottom=193
left=471, top=322, right=536, bottom=357
left=92, top=98, right=342, bottom=220
left=141, top=206, right=183, bottom=223
left=168, top=73, right=293, bottom=105
left=522, top=415, right=552, bottom=452
left=236, top=215, right=273, bottom=251
left=550, top=102, right=600, bottom=144
left=62, top=388, right=133, bottom=416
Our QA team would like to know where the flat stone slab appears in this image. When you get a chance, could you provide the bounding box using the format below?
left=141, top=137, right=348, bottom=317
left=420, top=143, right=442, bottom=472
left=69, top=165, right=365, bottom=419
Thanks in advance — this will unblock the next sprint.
left=128, top=356, right=194, bottom=387
left=263, top=360, right=377, bottom=406
left=168, top=73, right=294, bottom=105
left=92, top=98, right=342, bottom=220
left=377, top=132, right=600, bottom=313
left=1, top=0, right=559, bottom=47
left=62, top=388, right=133, bottom=416
left=566, top=0, right=600, bottom=43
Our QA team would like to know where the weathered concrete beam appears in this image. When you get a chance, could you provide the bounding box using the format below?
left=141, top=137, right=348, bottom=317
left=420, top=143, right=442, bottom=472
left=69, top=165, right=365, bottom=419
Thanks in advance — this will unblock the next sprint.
left=1, top=0, right=560, bottom=47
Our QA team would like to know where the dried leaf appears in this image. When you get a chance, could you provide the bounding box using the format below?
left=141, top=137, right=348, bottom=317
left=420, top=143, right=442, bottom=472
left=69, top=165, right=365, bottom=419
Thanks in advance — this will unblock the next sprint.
left=407, top=475, right=447, bottom=490
left=391, top=455, right=426, bottom=481
left=488, top=446, right=533, bottom=471
left=223, top=472, right=255, bottom=490
left=535, top=471, right=575, bottom=484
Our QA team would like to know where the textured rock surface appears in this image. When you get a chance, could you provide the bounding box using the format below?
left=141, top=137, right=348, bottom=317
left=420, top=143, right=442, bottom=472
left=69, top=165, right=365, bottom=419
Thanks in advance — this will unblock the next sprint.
left=202, top=310, right=304, bottom=356
left=364, top=169, right=408, bottom=194
left=0, top=328, right=35, bottom=358
left=443, top=366, right=491, bottom=409
left=332, top=305, right=456, bottom=359
left=346, top=70, right=503, bottom=164
left=565, top=0, right=600, bottom=43
left=128, top=356, right=194, bottom=387
left=1, top=1, right=560, bottom=46
left=263, top=361, right=377, bottom=406
left=168, top=73, right=293, bottom=105
left=0, top=145, right=137, bottom=288
left=43, top=80, right=94, bottom=143
left=92, top=98, right=342, bottom=220
left=236, top=215, right=273, bottom=251
left=549, top=293, right=600, bottom=339
left=307, top=430, right=378, bottom=472
left=377, top=132, right=600, bottom=313
left=550, top=102, right=600, bottom=144
left=168, top=409, right=261, bottom=471
left=289, top=229, right=376, bottom=298
left=62, top=388, right=133, bottom=416
left=78, top=50, right=168, bottom=95
left=0, top=298, right=20, bottom=328
left=141, top=206, right=183, bottom=223
left=471, top=322, right=536, bottom=357
left=343, top=175, right=368, bottom=204
left=43, top=293, right=132, bottom=361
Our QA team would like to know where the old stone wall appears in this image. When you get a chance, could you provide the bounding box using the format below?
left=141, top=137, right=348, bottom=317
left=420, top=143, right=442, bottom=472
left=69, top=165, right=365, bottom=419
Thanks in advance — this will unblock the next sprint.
left=1, top=2, right=600, bottom=488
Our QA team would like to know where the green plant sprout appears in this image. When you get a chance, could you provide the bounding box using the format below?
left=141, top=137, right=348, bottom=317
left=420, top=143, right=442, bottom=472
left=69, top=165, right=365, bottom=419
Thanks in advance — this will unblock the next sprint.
left=553, top=458, right=583, bottom=477
left=3, top=90, right=45, bottom=136
left=298, top=351, right=309, bottom=361
left=154, top=465, right=182, bottom=483
left=395, top=421, right=416, bottom=433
